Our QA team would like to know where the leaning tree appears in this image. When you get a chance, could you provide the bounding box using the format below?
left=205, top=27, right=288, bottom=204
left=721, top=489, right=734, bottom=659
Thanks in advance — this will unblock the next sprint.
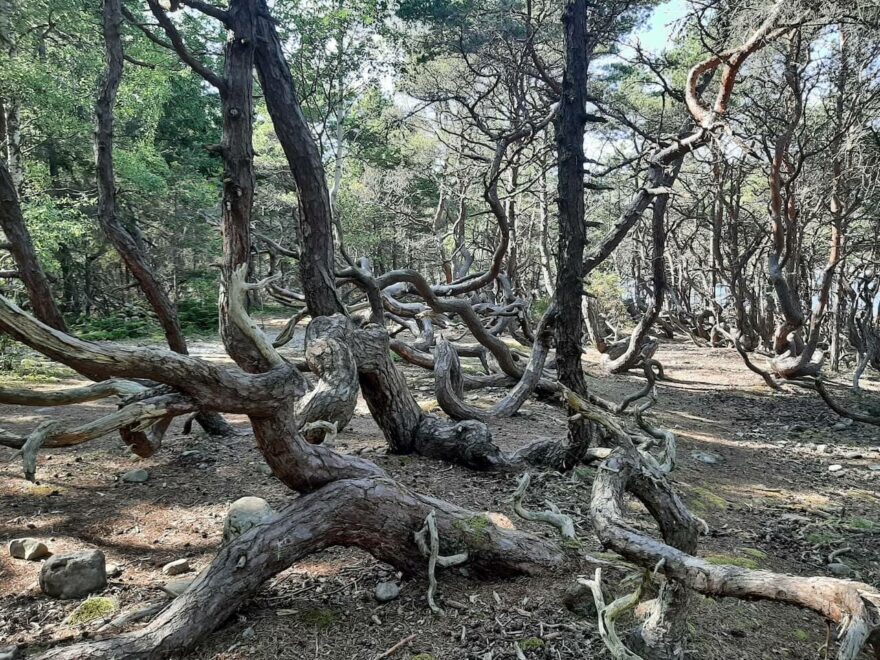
left=1, top=0, right=879, bottom=658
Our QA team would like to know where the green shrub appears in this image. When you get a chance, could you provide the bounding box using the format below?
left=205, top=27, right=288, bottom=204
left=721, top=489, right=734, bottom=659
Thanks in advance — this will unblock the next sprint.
left=73, top=313, right=158, bottom=341
left=177, top=299, right=218, bottom=334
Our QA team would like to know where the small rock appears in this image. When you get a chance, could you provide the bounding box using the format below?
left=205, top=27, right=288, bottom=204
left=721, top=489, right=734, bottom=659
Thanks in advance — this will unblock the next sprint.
left=827, top=562, right=853, bottom=577
left=40, top=550, right=107, bottom=599
left=788, top=423, right=808, bottom=433
left=828, top=464, right=844, bottom=472
left=0, top=646, right=23, bottom=660
left=162, top=558, right=191, bottom=575
left=241, top=626, right=255, bottom=640
left=374, top=581, right=400, bottom=603
left=106, top=564, right=122, bottom=578
left=815, top=444, right=828, bottom=453
left=843, top=451, right=863, bottom=459
left=690, top=451, right=722, bottom=465
left=257, top=463, right=274, bottom=476
left=180, top=450, right=202, bottom=459
left=8, top=538, right=51, bottom=561
left=163, top=578, right=193, bottom=597
left=223, top=497, right=275, bottom=544
left=832, top=421, right=851, bottom=431
left=121, top=468, right=149, bottom=483
left=869, top=464, right=880, bottom=472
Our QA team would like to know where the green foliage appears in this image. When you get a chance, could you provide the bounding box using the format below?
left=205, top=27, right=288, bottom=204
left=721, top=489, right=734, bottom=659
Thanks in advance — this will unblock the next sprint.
left=177, top=300, right=218, bottom=335
left=586, top=271, right=630, bottom=330
left=687, top=486, right=728, bottom=513
left=300, top=607, right=337, bottom=629
left=518, top=637, right=545, bottom=652
left=73, top=313, right=158, bottom=341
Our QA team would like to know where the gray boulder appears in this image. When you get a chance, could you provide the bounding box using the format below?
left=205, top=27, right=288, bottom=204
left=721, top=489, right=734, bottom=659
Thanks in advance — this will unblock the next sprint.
left=223, top=497, right=275, bottom=544
left=0, top=646, right=23, bottom=660
left=162, top=578, right=194, bottom=597
left=827, top=562, right=853, bottom=578
left=40, top=550, right=107, bottom=599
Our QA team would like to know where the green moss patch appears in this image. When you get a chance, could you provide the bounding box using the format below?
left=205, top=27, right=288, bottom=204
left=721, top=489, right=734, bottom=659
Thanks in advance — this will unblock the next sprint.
left=844, top=517, right=879, bottom=532
left=301, top=607, right=336, bottom=629
left=455, top=514, right=490, bottom=537
left=518, top=637, right=545, bottom=652
left=66, top=597, right=117, bottom=625
left=687, top=486, right=728, bottom=512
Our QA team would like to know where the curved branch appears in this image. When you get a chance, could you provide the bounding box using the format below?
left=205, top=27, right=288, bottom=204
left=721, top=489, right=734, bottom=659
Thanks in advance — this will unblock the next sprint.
left=0, top=293, right=306, bottom=415
left=2, top=394, right=196, bottom=479
left=0, top=378, right=146, bottom=406
left=512, top=472, right=575, bottom=539
left=433, top=306, right=555, bottom=421
left=294, top=333, right=359, bottom=443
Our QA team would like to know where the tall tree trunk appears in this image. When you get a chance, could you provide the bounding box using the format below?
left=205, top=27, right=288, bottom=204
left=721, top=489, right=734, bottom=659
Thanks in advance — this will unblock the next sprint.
left=553, top=0, right=592, bottom=456
left=252, top=14, right=342, bottom=317
left=3, top=100, right=22, bottom=193
left=538, top=163, right=555, bottom=297
left=96, top=0, right=187, bottom=354
left=506, top=163, right=519, bottom=287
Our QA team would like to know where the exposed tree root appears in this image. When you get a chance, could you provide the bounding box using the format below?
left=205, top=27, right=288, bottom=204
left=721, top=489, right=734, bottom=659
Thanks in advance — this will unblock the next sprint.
left=32, top=478, right=563, bottom=660
left=579, top=568, right=647, bottom=660
left=414, top=510, right=468, bottom=615
left=790, top=378, right=880, bottom=427
left=570, top=388, right=880, bottom=660
left=512, top=472, right=575, bottom=539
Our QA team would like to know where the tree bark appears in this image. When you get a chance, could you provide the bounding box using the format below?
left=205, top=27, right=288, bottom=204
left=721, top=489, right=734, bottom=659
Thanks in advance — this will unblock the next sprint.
left=253, top=4, right=343, bottom=317
left=0, top=163, right=67, bottom=331
left=554, top=0, right=592, bottom=456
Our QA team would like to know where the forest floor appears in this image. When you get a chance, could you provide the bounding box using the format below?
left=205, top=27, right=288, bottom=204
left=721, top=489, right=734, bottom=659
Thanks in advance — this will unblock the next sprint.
left=1, top=320, right=879, bottom=660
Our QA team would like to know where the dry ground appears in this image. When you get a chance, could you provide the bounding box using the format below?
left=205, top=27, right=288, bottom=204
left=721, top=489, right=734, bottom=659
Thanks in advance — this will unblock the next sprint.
left=1, top=329, right=879, bottom=659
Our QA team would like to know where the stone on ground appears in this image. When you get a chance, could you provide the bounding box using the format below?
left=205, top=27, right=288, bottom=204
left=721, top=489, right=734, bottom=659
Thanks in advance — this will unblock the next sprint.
left=40, top=550, right=107, bottom=599
left=223, top=496, right=275, bottom=543
left=162, top=558, right=191, bottom=575
left=374, top=581, right=400, bottom=603
left=8, top=538, right=51, bottom=561
left=690, top=450, right=722, bottom=465
left=163, top=578, right=194, bottom=597
left=121, top=468, right=149, bottom=483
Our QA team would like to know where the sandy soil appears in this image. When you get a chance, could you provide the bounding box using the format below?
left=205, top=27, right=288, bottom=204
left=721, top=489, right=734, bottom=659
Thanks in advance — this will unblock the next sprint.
left=1, top=334, right=878, bottom=659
